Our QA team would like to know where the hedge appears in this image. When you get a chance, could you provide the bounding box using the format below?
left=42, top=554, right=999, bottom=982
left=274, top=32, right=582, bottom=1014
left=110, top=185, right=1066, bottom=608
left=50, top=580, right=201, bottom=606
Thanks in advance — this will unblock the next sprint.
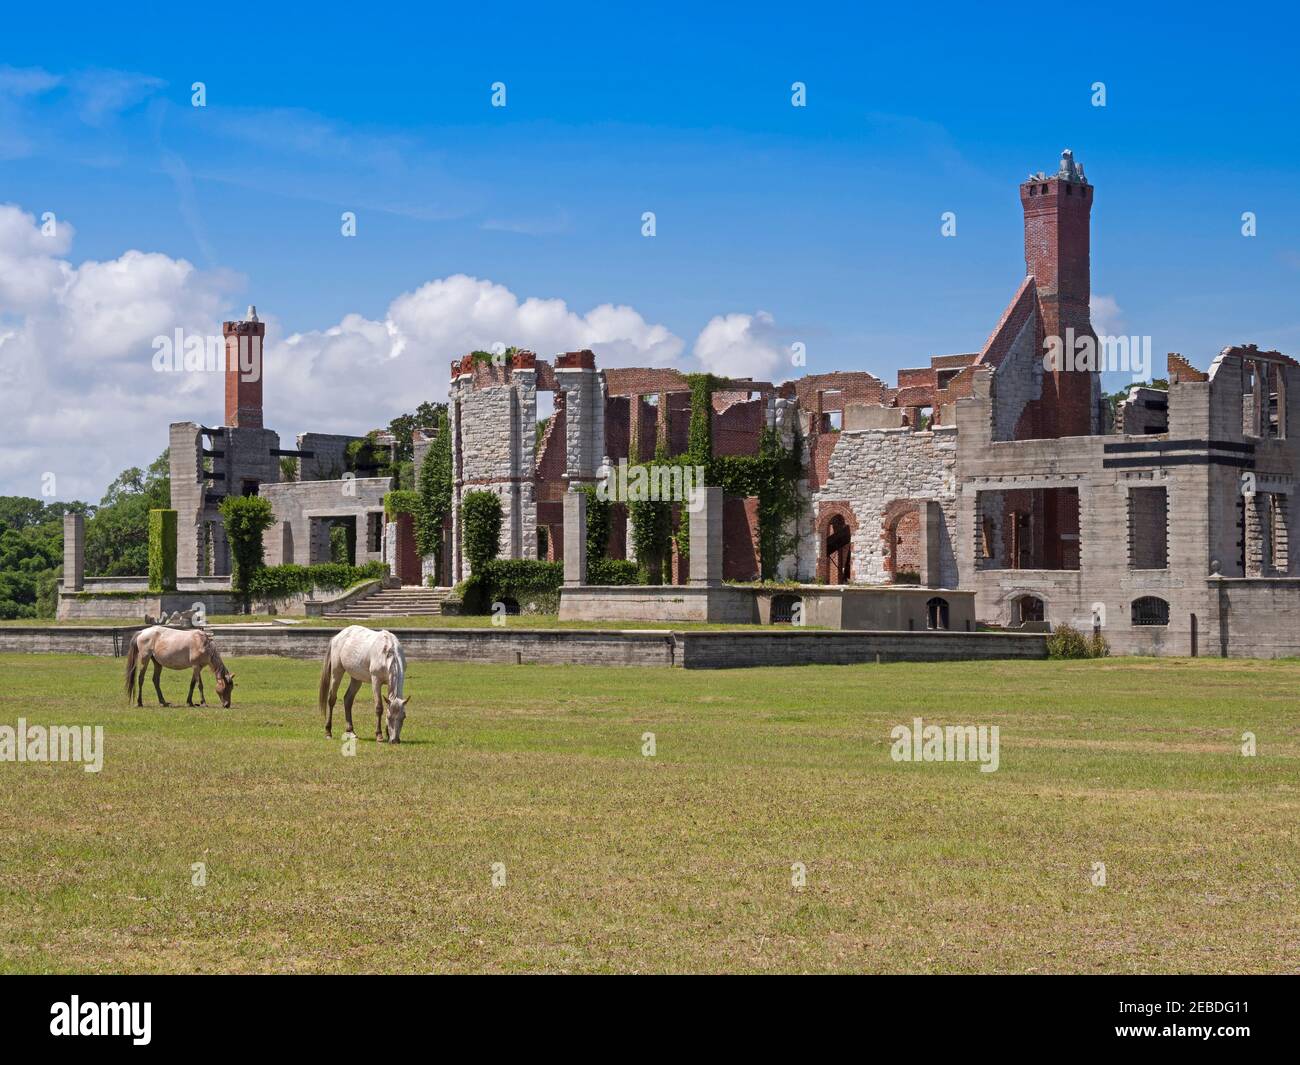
left=246, top=561, right=387, bottom=604
left=587, top=558, right=639, bottom=585
left=384, top=490, right=420, bottom=519
left=147, top=509, right=177, bottom=593
left=452, top=559, right=563, bottom=615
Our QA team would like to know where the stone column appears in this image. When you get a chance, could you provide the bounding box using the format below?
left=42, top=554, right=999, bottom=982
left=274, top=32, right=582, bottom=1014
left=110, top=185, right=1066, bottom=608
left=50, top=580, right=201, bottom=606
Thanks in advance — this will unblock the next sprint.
left=918, top=500, right=943, bottom=587
left=63, top=512, right=84, bottom=591
left=563, top=490, right=587, bottom=587
left=689, top=486, right=723, bottom=587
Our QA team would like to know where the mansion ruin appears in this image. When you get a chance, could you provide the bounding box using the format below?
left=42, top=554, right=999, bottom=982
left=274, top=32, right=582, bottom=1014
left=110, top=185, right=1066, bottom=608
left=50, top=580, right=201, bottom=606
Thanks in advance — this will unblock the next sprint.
left=59, top=150, right=1300, bottom=657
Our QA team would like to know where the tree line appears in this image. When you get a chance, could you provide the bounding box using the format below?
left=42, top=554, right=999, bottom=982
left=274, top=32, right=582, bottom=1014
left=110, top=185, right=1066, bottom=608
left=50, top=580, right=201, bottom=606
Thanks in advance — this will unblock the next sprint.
left=0, top=403, right=446, bottom=619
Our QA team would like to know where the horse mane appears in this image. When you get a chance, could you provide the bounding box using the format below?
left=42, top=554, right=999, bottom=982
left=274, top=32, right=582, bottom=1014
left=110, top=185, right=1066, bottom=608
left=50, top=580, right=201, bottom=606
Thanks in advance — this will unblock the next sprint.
left=381, top=632, right=405, bottom=696
left=204, top=635, right=230, bottom=678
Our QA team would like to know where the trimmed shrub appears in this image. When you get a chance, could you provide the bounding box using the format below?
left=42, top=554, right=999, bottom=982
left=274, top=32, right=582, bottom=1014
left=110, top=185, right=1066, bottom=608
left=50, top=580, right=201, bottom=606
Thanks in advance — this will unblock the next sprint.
left=384, top=489, right=419, bottom=519
left=449, top=559, right=563, bottom=614
left=587, top=558, right=639, bottom=586
left=461, top=490, right=503, bottom=572
left=483, top=558, right=562, bottom=613
left=219, top=495, right=276, bottom=604
left=147, top=509, right=177, bottom=593
left=246, top=561, right=386, bottom=604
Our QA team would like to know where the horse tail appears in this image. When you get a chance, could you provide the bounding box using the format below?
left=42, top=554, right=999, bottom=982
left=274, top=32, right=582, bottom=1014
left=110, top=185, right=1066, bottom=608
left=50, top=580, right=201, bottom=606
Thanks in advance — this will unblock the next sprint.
left=124, top=634, right=140, bottom=702
left=318, top=640, right=334, bottom=719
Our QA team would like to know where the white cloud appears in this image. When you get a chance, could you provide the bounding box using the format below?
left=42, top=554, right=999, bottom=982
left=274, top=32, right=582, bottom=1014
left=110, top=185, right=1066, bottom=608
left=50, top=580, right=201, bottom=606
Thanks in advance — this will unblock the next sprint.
left=691, top=310, right=785, bottom=379
left=0, top=208, right=687, bottom=499
left=1090, top=294, right=1125, bottom=338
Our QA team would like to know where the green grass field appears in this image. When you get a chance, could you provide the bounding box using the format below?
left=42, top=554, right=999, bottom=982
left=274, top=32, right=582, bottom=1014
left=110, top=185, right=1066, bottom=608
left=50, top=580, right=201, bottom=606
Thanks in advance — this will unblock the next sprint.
left=1, top=652, right=1297, bottom=974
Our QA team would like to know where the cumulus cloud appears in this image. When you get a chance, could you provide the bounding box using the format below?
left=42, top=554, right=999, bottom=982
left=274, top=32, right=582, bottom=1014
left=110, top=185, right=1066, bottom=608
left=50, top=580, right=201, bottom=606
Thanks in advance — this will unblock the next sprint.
left=691, top=310, right=786, bottom=379
left=1090, top=294, right=1125, bottom=338
left=0, top=207, right=687, bottom=499
left=0, top=204, right=236, bottom=500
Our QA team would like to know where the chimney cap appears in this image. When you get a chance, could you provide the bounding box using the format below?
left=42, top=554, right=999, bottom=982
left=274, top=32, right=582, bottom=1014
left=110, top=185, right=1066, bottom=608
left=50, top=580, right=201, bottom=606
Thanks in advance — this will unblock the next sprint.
left=246, top=304, right=259, bottom=322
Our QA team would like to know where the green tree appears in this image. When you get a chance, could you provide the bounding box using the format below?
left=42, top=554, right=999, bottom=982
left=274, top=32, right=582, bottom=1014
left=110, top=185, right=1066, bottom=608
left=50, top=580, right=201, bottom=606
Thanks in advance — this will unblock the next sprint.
left=85, top=450, right=171, bottom=577
left=219, top=495, right=276, bottom=607
left=385, top=401, right=446, bottom=467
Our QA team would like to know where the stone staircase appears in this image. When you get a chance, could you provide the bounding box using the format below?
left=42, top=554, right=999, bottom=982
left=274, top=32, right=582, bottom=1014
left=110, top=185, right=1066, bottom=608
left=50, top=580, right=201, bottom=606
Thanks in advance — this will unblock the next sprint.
left=323, top=586, right=453, bottom=620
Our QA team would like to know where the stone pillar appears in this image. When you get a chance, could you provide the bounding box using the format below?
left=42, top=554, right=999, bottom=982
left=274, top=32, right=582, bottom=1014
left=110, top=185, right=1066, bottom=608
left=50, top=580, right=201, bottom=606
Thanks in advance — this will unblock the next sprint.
left=918, top=500, right=944, bottom=587
left=689, top=486, right=723, bottom=587
left=63, top=512, right=84, bottom=591
left=563, top=490, right=587, bottom=587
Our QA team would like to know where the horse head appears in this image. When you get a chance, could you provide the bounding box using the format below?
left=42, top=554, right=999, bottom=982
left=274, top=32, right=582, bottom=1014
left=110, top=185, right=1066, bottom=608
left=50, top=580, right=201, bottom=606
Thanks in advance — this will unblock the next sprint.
left=386, top=695, right=409, bottom=743
left=215, top=669, right=236, bottom=708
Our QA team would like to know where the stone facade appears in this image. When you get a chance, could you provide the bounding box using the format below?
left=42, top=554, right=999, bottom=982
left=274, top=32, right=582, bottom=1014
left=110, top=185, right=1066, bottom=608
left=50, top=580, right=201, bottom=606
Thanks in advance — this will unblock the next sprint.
left=132, top=148, right=1299, bottom=656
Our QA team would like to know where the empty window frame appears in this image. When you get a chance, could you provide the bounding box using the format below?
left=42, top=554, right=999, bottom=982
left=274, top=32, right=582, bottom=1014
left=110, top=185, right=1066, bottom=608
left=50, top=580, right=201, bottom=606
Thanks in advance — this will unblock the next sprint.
left=1128, top=486, right=1168, bottom=569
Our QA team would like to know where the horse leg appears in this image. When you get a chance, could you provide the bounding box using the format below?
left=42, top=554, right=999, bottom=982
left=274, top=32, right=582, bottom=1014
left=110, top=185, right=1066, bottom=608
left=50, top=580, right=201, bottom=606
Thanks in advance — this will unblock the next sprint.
left=325, top=667, right=344, bottom=738
left=136, top=653, right=150, bottom=707
left=152, top=661, right=170, bottom=706
left=373, top=677, right=386, bottom=741
left=187, top=669, right=197, bottom=706
left=197, top=669, right=207, bottom=706
left=342, top=678, right=362, bottom=737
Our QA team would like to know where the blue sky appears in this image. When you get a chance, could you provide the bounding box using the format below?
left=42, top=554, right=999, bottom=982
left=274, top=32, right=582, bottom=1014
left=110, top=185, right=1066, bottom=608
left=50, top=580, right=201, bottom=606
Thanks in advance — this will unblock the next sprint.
left=2, top=1, right=1298, bottom=498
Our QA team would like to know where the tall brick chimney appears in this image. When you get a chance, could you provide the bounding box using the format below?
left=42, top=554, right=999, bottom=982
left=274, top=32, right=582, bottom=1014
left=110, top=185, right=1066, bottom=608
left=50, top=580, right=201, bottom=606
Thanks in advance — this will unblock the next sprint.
left=223, top=305, right=265, bottom=428
left=1020, top=150, right=1097, bottom=437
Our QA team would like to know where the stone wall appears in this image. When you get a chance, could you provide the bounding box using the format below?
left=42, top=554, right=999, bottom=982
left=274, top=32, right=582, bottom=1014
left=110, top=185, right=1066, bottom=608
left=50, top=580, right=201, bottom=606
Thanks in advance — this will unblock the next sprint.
left=0, top=624, right=1046, bottom=668
left=676, top=630, right=1047, bottom=668
left=804, top=425, right=959, bottom=586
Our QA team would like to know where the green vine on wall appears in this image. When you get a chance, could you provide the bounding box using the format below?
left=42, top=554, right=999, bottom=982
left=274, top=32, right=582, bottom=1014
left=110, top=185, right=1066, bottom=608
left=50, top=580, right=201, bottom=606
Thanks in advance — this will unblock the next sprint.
left=627, top=373, right=802, bottom=579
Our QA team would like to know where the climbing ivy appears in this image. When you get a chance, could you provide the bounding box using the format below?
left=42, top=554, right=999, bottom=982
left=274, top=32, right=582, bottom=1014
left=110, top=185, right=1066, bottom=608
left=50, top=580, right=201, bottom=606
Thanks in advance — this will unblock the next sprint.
left=416, top=409, right=453, bottom=558
left=581, top=483, right=612, bottom=561
left=629, top=373, right=803, bottom=579
left=628, top=496, right=673, bottom=584
left=461, top=490, right=503, bottom=572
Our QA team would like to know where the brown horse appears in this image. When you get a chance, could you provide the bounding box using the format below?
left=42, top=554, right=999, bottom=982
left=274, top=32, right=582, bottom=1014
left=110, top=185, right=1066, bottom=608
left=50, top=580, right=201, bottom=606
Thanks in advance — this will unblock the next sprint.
left=124, top=626, right=235, bottom=708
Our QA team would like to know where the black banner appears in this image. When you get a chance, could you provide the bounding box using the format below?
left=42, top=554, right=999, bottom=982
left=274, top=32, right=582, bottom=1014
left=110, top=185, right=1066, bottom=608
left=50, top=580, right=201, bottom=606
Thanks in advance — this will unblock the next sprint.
left=2, top=975, right=1291, bottom=1051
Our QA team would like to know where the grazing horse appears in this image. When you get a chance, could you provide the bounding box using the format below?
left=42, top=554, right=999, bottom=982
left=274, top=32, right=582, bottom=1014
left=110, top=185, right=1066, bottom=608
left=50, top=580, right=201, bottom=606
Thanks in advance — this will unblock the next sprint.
left=318, top=626, right=409, bottom=743
left=124, top=626, right=235, bottom=708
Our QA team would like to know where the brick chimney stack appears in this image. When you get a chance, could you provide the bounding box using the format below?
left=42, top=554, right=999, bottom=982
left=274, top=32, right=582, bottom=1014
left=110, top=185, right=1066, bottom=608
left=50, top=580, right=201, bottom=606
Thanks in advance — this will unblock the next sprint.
left=1021, top=150, right=1097, bottom=437
left=223, top=305, right=265, bottom=428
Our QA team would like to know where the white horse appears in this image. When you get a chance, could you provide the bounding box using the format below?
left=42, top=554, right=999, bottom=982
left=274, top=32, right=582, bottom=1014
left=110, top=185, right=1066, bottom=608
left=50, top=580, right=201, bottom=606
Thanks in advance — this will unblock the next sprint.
left=318, top=626, right=409, bottom=743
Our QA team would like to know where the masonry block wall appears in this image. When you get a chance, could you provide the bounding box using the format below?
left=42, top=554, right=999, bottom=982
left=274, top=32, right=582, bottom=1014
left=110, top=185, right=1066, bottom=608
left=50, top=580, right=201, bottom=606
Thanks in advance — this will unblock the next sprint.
left=449, top=353, right=541, bottom=581
left=260, top=478, right=390, bottom=568
left=803, top=424, right=959, bottom=586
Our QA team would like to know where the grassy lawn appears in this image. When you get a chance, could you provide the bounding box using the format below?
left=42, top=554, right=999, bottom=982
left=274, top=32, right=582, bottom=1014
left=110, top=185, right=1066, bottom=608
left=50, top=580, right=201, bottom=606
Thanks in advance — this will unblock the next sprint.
left=0, top=653, right=1296, bottom=974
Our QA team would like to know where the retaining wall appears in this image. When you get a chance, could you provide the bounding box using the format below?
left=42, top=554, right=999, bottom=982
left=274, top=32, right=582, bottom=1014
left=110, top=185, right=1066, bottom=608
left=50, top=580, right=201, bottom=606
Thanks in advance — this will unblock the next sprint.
left=0, top=625, right=1045, bottom=668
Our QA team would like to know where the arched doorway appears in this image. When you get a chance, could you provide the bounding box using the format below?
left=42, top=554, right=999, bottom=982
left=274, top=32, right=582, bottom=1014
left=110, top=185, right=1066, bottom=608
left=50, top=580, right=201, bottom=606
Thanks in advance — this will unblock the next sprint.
left=815, top=502, right=857, bottom=584
left=926, top=596, right=950, bottom=630
left=1014, top=594, right=1045, bottom=625
left=826, top=514, right=852, bottom=583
